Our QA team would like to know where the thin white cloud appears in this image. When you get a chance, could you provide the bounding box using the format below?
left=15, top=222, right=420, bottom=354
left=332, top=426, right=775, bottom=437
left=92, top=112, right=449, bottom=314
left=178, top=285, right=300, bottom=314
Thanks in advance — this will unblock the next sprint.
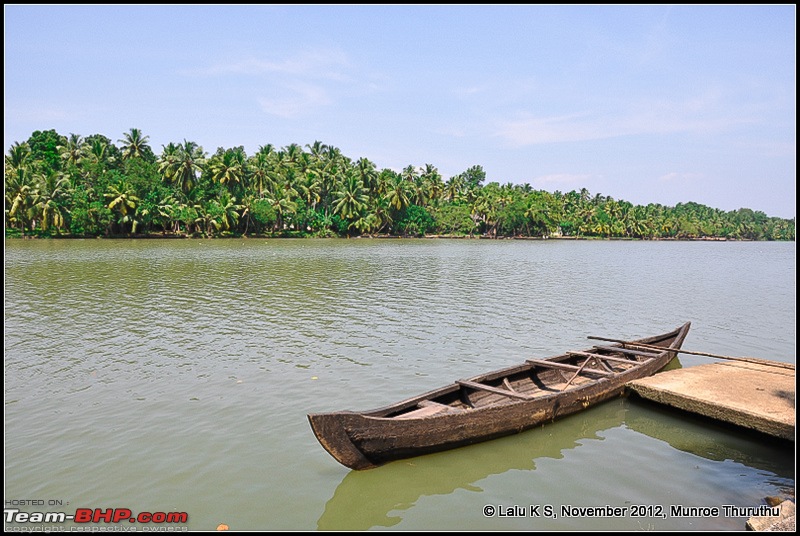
left=258, top=84, right=331, bottom=118
left=658, top=172, right=704, bottom=183
left=7, top=105, right=73, bottom=122
left=452, top=85, right=486, bottom=98
left=433, top=125, right=468, bottom=138
left=494, top=91, right=755, bottom=147
left=184, top=48, right=351, bottom=81
left=494, top=113, right=602, bottom=146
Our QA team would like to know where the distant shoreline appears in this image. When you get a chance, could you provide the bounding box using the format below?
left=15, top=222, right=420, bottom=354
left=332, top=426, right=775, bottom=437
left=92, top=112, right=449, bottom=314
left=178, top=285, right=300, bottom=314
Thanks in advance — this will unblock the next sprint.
left=5, top=233, right=777, bottom=242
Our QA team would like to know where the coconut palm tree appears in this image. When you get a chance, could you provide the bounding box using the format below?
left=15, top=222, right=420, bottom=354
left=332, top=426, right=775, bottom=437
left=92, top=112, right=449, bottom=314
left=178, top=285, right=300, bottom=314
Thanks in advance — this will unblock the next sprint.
left=57, top=133, right=86, bottom=169
left=105, top=180, right=141, bottom=234
left=444, top=174, right=465, bottom=203
left=119, top=128, right=151, bottom=160
left=85, top=138, right=114, bottom=167
left=158, top=140, right=206, bottom=195
left=195, top=202, right=221, bottom=238
left=266, top=191, right=298, bottom=232
left=420, top=163, right=443, bottom=206
left=209, top=147, right=247, bottom=192
left=6, top=167, right=36, bottom=235
left=333, top=173, right=368, bottom=222
left=5, top=141, right=32, bottom=173
left=306, top=140, right=328, bottom=161
left=34, top=171, right=72, bottom=234
left=249, top=145, right=279, bottom=197
left=356, top=157, right=379, bottom=192
left=384, top=171, right=411, bottom=212
left=299, top=171, right=323, bottom=210
left=216, top=191, right=240, bottom=233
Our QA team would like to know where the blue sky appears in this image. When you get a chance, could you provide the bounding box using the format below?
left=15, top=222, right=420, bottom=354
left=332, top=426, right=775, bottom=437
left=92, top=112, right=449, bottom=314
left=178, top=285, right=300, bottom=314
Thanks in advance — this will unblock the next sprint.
left=4, top=5, right=796, bottom=218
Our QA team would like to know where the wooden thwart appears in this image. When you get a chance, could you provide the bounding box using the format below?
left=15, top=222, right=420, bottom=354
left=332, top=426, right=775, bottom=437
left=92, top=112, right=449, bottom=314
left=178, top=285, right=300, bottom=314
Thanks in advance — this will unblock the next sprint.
left=591, top=345, right=662, bottom=358
left=562, top=358, right=593, bottom=390
left=569, top=350, right=650, bottom=364
left=526, top=358, right=613, bottom=377
left=457, top=380, right=534, bottom=400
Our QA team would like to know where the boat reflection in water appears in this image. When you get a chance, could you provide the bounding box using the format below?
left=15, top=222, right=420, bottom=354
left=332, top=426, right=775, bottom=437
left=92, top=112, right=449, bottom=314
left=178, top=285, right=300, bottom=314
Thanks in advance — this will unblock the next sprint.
left=317, top=388, right=794, bottom=531
left=316, top=400, right=628, bottom=530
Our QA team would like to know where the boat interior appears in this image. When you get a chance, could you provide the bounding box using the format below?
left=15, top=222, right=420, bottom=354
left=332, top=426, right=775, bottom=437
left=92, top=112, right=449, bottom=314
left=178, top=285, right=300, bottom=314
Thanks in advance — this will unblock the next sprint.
left=387, top=343, right=668, bottom=420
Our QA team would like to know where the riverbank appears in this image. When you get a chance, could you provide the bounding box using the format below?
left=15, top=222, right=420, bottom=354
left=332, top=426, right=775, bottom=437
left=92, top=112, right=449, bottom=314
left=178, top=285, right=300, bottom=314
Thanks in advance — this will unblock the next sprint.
left=3, top=232, right=780, bottom=241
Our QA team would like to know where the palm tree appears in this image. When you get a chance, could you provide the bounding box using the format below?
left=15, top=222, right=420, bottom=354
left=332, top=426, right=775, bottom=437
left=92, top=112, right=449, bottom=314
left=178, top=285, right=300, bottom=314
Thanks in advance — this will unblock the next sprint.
left=367, top=195, right=393, bottom=234
left=266, top=191, right=298, bottom=231
left=5, top=141, right=32, bottom=173
left=306, top=140, right=328, bottom=161
left=238, top=192, right=257, bottom=236
left=209, top=147, right=247, bottom=192
left=333, top=173, right=368, bottom=222
left=282, top=143, right=303, bottom=168
left=34, top=171, right=72, bottom=234
left=5, top=167, right=36, bottom=236
left=148, top=192, right=177, bottom=234
left=105, top=180, right=141, bottom=234
left=356, top=157, right=379, bottom=192
left=158, top=142, right=180, bottom=184
left=85, top=138, right=114, bottom=167
left=216, top=191, right=240, bottom=233
left=195, top=202, right=221, bottom=238
left=473, top=185, right=500, bottom=236
left=384, top=171, right=411, bottom=211
left=158, top=140, right=206, bottom=195
left=299, top=171, right=323, bottom=210
left=119, top=128, right=151, bottom=160
left=249, top=145, right=279, bottom=197
left=444, top=174, right=465, bottom=202
left=352, top=213, right=379, bottom=235
left=317, top=145, right=346, bottom=208
left=57, top=133, right=86, bottom=169
left=420, top=163, right=443, bottom=206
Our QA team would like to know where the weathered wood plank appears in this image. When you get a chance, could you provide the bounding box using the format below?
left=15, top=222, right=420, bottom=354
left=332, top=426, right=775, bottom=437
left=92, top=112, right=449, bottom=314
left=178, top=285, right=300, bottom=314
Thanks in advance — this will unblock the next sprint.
left=562, top=358, right=593, bottom=390
left=591, top=345, right=662, bottom=357
left=457, top=380, right=534, bottom=400
left=394, top=405, right=445, bottom=419
left=594, top=357, right=615, bottom=372
left=395, top=400, right=465, bottom=419
left=569, top=351, right=650, bottom=364
left=418, top=400, right=465, bottom=413
left=526, top=358, right=613, bottom=377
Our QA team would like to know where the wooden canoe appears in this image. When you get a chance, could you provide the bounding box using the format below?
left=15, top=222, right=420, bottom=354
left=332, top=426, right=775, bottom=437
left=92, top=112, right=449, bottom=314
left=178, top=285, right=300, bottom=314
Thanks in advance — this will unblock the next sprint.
left=308, top=322, right=691, bottom=470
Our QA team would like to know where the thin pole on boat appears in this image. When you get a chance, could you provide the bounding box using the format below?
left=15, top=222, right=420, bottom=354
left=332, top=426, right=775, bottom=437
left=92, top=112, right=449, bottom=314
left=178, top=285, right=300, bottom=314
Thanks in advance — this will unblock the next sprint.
left=587, top=336, right=795, bottom=370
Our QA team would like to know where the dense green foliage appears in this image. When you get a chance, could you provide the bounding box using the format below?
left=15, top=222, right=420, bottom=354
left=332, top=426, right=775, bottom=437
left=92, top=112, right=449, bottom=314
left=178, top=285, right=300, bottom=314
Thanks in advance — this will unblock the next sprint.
left=5, top=129, right=795, bottom=240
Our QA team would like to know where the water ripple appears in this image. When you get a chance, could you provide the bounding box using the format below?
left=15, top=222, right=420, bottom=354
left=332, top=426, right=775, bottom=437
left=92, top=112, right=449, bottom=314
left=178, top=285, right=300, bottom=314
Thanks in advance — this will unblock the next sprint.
left=4, top=239, right=795, bottom=530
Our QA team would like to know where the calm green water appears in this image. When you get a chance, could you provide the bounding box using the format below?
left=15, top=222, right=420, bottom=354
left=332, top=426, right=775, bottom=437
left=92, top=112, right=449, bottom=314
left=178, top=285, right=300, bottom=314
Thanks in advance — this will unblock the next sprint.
left=4, top=239, right=795, bottom=531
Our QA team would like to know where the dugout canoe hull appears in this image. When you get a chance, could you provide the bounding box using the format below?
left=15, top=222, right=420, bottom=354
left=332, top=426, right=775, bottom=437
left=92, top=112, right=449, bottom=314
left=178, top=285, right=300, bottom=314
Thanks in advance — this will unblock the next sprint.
left=308, top=322, right=691, bottom=470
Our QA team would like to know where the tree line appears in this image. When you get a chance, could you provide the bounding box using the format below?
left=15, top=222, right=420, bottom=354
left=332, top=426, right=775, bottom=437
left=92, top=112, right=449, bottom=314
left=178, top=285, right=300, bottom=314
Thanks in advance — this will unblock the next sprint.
left=5, top=128, right=795, bottom=241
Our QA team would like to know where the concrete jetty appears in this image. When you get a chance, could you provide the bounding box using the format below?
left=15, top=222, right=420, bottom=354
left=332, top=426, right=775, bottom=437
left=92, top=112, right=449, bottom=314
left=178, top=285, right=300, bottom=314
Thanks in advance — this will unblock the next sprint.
left=626, top=360, right=795, bottom=441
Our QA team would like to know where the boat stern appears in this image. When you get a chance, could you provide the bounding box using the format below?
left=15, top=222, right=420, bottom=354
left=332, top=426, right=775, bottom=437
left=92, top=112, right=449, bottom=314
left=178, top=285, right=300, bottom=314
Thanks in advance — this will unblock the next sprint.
left=307, top=412, right=377, bottom=470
